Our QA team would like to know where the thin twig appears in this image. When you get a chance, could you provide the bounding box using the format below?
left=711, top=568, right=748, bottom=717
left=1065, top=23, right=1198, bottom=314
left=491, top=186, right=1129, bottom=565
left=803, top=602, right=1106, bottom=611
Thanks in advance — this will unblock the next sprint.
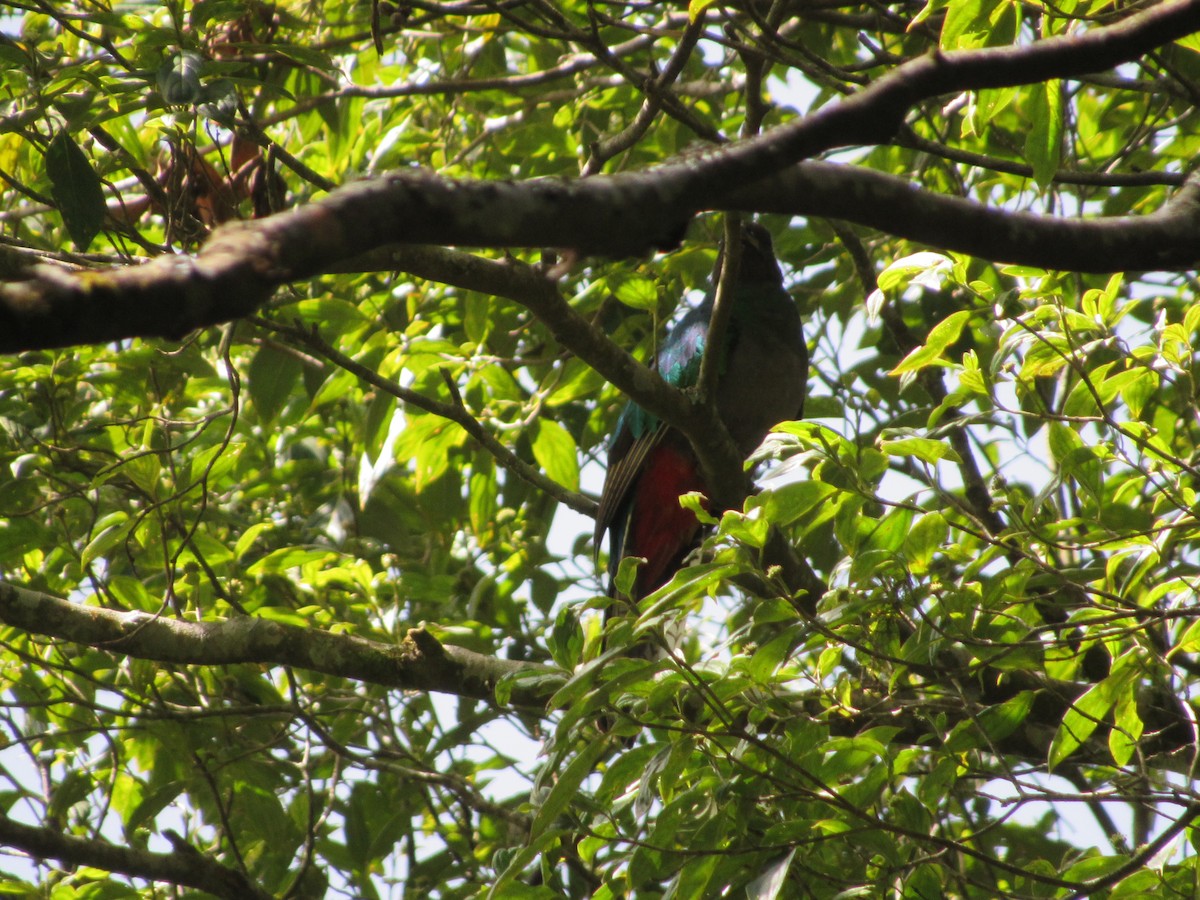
left=255, top=317, right=597, bottom=517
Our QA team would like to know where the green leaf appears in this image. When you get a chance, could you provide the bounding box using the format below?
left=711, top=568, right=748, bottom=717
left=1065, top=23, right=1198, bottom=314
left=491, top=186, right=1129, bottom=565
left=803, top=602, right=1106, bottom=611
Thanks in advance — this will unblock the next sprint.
left=673, top=853, right=720, bottom=898
left=1179, top=32, right=1200, bottom=55
left=289, top=298, right=371, bottom=332
left=956, top=691, right=1034, bottom=749
left=123, top=780, right=183, bottom=836
left=1120, top=367, right=1158, bottom=419
left=910, top=0, right=951, bottom=29
left=971, top=86, right=1016, bottom=135
left=245, top=546, right=336, bottom=576
left=941, top=0, right=991, bottom=49
left=903, top=511, right=948, bottom=574
left=530, top=740, right=609, bottom=840
left=413, top=419, right=467, bottom=490
left=890, top=310, right=972, bottom=375
left=880, top=436, right=962, bottom=464
left=1024, top=79, right=1063, bottom=188
left=1061, top=854, right=1131, bottom=884
left=1046, top=422, right=1104, bottom=500
left=234, top=521, right=272, bottom=560
left=613, top=555, right=642, bottom=598
left=638, top=561, right=741, bottom=624
left=613, top=275, right=660, bottom=311
left=45, top=130, right=106, bottom=251
left=487, top=830, right=566, bottom=900
left=747, top=630, right=794, bottom=683
left=594, top=743, right=662, bottom=807
left=875, top=251, right=952, bottom=294
left=107, top=575, right=155, bottom=611
left=1109, top=688, right=1143, bottom=767
left=1049, top=658, right=1138, bottom=769
left=858, top=446, right=889, bottom=483
left=752, top=480, right=837, bottom=528
left=495, top=669, right=565, bottom=706
left=720, top=507, right=770, bottom=548
left=531, top=419, right=580, bottom=491
left=469, top=465, right=499, bottom=538
left=81, top=512, right=130, bottom=568
left=123, top=449, right=162, bottom=497
left=248, top=343, right=302, bottom=425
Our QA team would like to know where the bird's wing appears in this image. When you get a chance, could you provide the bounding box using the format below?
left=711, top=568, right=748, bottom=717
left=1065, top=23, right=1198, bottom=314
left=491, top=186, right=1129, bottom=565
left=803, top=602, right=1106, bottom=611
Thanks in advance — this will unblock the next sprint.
left=594, top=304, right=708, bottom=557
left=593, top=419, right=667, bottom=560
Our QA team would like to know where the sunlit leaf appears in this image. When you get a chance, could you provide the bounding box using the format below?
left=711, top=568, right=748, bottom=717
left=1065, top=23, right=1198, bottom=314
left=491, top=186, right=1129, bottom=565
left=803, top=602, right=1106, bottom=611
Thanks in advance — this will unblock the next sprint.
left=880, top=436, right=962, bottom=464
left=531, top=418, right=580, bottom=491
left=889, top=310, right=972, bottom=375
left=1024, top=79, right=1063, bottom=188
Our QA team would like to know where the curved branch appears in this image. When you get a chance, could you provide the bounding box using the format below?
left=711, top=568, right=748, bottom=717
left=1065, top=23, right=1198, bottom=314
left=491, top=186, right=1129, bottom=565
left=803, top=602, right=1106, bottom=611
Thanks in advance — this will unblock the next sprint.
left=0, top=580, right=556, bottom=707
left=257, top=315, right=598, bottom=517
left=725, top=161, right=1200, bottom=272
left=3, top=3, right=1199, bottom=355
left=0, top=814, right=274, bottom=900
left=2, top=578, right=1194, bottom=771
left=327, top=244, right=749, bottom=512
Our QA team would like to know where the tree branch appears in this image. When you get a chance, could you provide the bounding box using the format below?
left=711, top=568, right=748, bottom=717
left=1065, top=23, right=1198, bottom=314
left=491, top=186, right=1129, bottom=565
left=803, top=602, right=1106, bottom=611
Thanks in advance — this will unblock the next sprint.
left=3, top=1, right=1198, bottom=355
left=0, top=580, right=555, bottom=707
left=0, top=813, right=274, bottom=900
left=1, top=578, right=1192, bottom=770
left=257, top=315, right=598, bottom=517
left=725, top=161, right=1200, bottom=273
left=582, top=11, right=709, bottom=175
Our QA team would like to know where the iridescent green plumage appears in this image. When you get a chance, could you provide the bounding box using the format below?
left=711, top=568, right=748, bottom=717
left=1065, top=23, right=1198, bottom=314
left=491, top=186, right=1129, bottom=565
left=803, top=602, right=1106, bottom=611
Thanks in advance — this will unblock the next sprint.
left=596, top=223, right=809, bottom=599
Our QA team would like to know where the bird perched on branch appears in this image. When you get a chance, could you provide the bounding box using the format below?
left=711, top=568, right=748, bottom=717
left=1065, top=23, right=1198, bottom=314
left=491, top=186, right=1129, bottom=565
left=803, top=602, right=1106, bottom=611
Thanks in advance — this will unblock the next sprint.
left=595, top=221, right=808, bottom=610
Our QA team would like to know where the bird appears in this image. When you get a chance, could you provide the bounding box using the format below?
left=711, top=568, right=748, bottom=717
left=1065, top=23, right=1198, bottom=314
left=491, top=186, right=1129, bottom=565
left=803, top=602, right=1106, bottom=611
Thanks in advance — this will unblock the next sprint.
left=594, top=221, right=809, bottom=613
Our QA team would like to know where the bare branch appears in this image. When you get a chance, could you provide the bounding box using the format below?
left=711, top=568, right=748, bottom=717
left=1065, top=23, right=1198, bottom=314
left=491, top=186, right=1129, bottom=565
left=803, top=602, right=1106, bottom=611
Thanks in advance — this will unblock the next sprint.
left=0, top=813, right=275, bottom=900
left=0, top=580, right=556, bottom=706
left=726, top=161, right=1200, bottom=272
left=1, top=576, right=1193, bottom=770
left=3, top=1, right=1198, bottom=356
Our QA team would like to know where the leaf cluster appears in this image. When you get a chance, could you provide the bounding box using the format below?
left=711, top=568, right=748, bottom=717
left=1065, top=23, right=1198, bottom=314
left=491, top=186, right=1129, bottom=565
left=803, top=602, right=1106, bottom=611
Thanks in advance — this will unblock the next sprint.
left=2, top=1, right=1200, bottom=898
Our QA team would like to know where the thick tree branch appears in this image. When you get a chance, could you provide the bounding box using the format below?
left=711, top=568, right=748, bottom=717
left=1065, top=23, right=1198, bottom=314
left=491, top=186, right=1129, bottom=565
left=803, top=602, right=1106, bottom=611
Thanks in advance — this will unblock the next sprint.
left=0, top=578, right=1192, bottom=769
left=725, top=161, right=1200, bottom=273
left=0, top=580, right=555, bottom=707
left=0, top=814, right=274, bottom=900
left=7, top=153, right=1197, bottom=361
left=3, top=1, right=1199, bottom=355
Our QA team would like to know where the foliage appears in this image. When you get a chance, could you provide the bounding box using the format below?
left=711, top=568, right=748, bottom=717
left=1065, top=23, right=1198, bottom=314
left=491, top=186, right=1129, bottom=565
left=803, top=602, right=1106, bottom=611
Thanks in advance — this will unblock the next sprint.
left=2, top=0, right=1200, bottom=897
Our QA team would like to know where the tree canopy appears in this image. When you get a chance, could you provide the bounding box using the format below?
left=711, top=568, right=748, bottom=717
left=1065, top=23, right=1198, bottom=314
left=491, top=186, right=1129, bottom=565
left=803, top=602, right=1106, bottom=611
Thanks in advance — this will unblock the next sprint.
left=3, top=0, right=1200, bottom=897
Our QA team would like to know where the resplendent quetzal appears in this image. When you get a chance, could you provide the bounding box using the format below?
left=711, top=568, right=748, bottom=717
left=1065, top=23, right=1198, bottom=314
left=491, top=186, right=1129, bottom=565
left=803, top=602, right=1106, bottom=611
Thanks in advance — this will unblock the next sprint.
left=595, top=222, right=808, bottom=604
